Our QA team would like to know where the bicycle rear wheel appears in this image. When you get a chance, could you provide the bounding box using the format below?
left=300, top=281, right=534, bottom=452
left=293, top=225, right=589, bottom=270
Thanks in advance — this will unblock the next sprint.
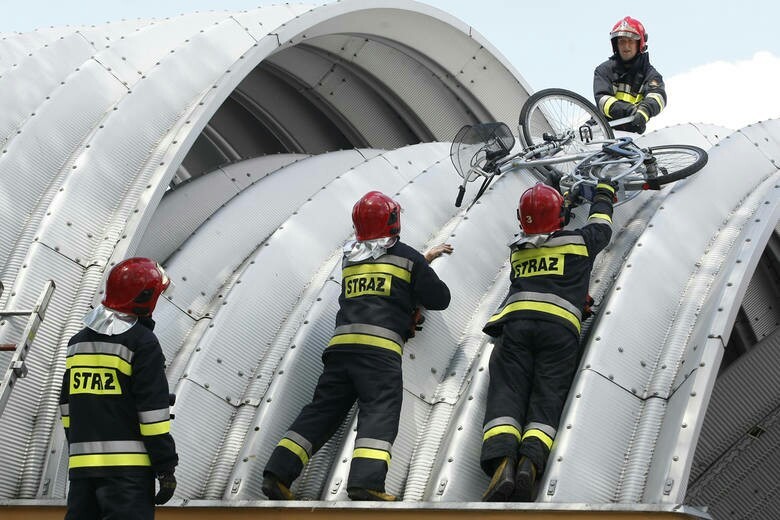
left=519, top=88, right=614, bottom=179
left=623, top=144, right=708, bottom=190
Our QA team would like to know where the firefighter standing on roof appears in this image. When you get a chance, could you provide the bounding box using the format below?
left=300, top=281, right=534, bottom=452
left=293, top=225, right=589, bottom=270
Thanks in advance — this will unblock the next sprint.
left=480, top=181, right=615, bottom=502
left=594, top=16, right=667, bottom=134
left=262, top=191, right=452, bottom=502
left=60, top=257, right=178, bottom=520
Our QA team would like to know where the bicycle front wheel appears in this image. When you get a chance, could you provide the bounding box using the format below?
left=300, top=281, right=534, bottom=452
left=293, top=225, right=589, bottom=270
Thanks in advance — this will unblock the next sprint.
left=519, top=88, right=614, bottom=178
left=623, top=144, right=708, bottom=190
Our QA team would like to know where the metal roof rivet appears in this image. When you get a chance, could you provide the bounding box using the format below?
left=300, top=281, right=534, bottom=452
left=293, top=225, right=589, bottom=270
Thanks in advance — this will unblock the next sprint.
left=576, top=394, right=581, bottom=398
left=618, top=347, right=623, bottom=353
left=204, top=383, right=210, bottom=389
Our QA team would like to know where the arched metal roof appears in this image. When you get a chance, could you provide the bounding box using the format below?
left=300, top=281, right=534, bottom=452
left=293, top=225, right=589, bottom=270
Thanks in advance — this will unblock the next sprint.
left=0, top=2, right=778, bottom=518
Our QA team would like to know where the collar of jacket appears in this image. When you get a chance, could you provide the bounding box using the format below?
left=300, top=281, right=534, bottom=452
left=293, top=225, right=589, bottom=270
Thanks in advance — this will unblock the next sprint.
left=83, top=304, right=138, bottom=335
left=343, top=236, right=398, bottom=262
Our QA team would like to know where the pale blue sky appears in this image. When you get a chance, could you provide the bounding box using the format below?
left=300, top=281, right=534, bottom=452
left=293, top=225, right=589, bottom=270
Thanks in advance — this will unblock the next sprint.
left=3, top=0, right=779, bottom=128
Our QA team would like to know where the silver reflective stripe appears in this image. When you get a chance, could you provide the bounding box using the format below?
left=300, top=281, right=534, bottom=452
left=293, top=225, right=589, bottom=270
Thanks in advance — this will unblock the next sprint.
left=344, top=254, right=413, bottom=271
left=504, top=291, right=582, bottom=321
left=483, top=416, right=523, bottom=435
left=138, top=408, right=169, bottom=424
left=525, top=422, right=557, bottom=439
left=60, top=403, right=69, bottom=416
left=70, top=440, right=148, bottom=455
left=542, top=235, right=586, bottom=248
left=285, top=430, right=312, bottom=457
left=332, top=324, right=404, bottom=346
left=377, top=255, right=414, bottom=271
left=67, top=341, right=134, bottom=363
left=355, top=438, right=393, bottom=452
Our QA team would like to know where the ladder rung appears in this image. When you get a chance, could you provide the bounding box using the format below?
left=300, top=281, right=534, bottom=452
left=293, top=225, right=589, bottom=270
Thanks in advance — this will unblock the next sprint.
left=0, top=310, right=34, bottom=317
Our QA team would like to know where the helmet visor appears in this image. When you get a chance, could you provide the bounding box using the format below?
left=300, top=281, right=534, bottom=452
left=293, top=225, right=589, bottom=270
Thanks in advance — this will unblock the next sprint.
left=611, top=30, right=640, bottom=40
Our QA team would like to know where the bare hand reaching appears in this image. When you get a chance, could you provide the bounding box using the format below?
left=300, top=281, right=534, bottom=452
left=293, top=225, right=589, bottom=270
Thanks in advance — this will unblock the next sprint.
left=424, top=243, right=454, bottom=263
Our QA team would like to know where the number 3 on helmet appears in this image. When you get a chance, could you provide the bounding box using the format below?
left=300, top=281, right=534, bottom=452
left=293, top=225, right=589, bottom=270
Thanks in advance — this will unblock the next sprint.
left=102, top=257, right=172, bottom=316
left=517, top=183, right=566, bottom=235
left=352, top=191, right=402, bottom=241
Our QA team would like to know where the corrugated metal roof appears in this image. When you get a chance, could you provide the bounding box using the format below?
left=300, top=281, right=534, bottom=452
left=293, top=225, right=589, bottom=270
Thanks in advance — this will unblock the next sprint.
left=0, top=2, right=778, bottom=518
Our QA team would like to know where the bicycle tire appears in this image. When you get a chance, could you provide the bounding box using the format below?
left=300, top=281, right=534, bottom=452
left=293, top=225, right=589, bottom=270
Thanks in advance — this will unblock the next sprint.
left=623, top=144, right=708, bottom=190
left=519, top=88, right=614, bottom=178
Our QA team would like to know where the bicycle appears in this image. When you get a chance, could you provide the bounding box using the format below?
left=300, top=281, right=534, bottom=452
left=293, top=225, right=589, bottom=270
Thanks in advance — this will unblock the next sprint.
left=451, top=88, right=708, bottom=208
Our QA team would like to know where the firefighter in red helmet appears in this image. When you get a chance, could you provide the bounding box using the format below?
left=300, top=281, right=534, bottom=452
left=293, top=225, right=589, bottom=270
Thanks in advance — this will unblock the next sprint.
left=263, top=191, right=452, bottom=501
left=60, top=257, right=178, bottom=519
left=480, top=181, right=615, bottom=502
left=594, top=16, right=667, bottom=134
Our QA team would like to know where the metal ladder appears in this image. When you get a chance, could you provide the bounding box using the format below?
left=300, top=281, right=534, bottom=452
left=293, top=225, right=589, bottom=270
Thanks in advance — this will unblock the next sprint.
left=0, top=280, right=56, bottom=418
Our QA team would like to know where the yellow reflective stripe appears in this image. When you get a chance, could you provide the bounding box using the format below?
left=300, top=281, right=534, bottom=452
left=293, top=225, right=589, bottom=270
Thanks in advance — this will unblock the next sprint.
left=603, top=96, right=618, bottom=118
left=615, top=91, right=641, bottom=104
left=279, top=438, right=309, bottom=465
left=488, top=301, right=581, bottom=333
left=69, top=453, right=151, bottom=468
left=522, top=429, right=554, bottom=450
left=637, top=108, right=650, bottom=121
left=483, top=425, right=522, bottom=442
left=589, top=212, right=613, bottom=224
left=342, top=263, right=411, bottom=283
left=596, top=182, right=615, bottom=195
left=511, top=244, right=587, bottom=263
left=139, top=421, right=171, bottom=436
left=647, top=92, right=665, bottom=111
left=66, top=354, right=131, bottom=376
left=353, top=447, right=391, bottom=464
left=328, top=334, right=402, bottom=356
left=61, top=416, right=70, bottom=428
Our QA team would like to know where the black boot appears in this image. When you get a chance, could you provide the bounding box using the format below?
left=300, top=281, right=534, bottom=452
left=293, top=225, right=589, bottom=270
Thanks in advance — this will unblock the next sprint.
left=482, top=457, right=516, bottom=502
left=347, top=488, right=397, bottom=501
left=512, top=457, right=537, bottom=502
left=262, top=472, right=295, bottom=500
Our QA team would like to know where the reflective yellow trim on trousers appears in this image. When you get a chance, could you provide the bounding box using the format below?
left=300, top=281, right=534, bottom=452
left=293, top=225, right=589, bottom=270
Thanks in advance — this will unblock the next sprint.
left=139, top=420, right=171, bottom=436
left=67, top=354, right=132, bottom=376
left=342, top=263, right=411, bottom=283
left=353, top=447, right=391, bottom=464
left=488, top=301, right=581, bottom=333
left=61, top=416, right=70, bottom=428
left=328, top=334, right=402, bottom=356
left=69, top=453, right=151, bottom=468
left=522, top=429, right=554, bottom=450
left=279, top=438, right=309, bottom=465
left=483, top=424, right=522, bottom=442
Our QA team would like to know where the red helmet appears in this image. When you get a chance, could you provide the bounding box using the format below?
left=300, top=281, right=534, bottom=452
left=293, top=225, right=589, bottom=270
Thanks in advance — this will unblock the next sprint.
left=518, top=184, right=565, bottom=234
left=352, top=191, right=401, bottom=241
left=102, top=257, right=171, bottom=316
left=610, top=16, right=647, bottom=54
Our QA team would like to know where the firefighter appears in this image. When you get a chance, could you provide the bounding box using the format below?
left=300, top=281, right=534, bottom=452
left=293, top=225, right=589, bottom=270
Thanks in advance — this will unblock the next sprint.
left=60, top=257, right=178, bottom=519
left=262, top=191, right=452, bottom=502
left=594, top=16, right=666, bottom=134
left=480, top=181, right=615, bottom=502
